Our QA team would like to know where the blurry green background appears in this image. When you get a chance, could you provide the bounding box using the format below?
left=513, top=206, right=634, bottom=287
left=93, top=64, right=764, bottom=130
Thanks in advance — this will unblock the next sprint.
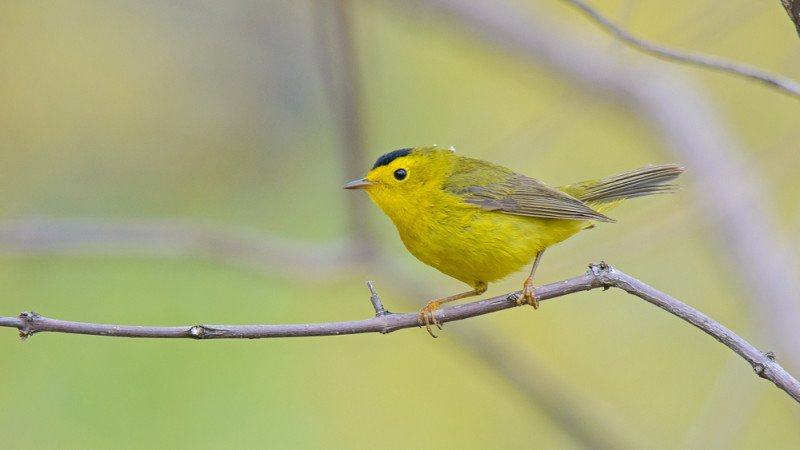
left=2, top=0, right=799, bottom=448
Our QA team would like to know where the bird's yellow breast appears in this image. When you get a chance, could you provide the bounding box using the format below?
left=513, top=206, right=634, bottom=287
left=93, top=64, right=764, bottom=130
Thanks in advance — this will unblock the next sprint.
left=369, top=182, right=588, bottom=289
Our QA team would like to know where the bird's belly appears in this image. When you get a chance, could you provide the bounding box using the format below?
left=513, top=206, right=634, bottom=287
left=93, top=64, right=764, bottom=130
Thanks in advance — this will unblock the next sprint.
left=397, top=208, right=587, bottom=287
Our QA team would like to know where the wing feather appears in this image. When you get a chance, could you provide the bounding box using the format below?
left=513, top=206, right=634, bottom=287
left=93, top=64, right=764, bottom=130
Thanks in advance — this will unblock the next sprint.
left=446, top=170, right=614, bottom=223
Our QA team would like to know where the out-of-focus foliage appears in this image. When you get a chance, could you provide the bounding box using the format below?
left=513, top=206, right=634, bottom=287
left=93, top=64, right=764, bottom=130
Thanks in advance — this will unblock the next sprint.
left=1, top=0, right=799, bottom=448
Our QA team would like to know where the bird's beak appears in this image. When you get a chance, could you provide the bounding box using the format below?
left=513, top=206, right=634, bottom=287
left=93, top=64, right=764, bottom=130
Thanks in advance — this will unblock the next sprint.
left=344, top=178, right=376, bottom=190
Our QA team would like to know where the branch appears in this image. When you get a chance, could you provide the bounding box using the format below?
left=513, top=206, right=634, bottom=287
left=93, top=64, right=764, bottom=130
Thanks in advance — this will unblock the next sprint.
left=783, top=0, right=800, bottom=38
left=563, top=0, right=800, bottom=99
left=2, top=263, right=798, bottom=403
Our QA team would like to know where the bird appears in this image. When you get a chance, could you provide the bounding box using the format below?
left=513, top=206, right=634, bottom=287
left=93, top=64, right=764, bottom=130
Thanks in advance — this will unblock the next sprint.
left=345, top=145, right=684, bottom=336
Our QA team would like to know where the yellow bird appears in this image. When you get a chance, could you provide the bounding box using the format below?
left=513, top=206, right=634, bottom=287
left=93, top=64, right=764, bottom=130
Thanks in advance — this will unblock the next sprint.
left=345, top=145, right=683, bottom=336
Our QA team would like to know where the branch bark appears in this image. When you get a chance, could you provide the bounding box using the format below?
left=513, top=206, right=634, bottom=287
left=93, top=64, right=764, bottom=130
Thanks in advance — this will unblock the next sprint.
left=783, top=0, right=800, bottom=38
left=2, top=263, right=798, bottom=404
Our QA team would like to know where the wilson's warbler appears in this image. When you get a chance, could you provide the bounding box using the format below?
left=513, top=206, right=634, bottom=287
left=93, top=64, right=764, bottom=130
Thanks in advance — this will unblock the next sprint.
left=345, top=145, right=683, bottom=336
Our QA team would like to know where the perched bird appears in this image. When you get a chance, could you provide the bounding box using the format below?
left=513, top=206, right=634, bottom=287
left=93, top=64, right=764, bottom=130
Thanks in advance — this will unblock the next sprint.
left=345, top=145, right=683, bottom=336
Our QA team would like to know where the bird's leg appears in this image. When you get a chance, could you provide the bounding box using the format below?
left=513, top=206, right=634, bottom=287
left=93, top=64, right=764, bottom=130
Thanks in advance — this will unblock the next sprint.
left=521, top=251, right=544, bottom=309
left=418, top=283, right=487, bottom=338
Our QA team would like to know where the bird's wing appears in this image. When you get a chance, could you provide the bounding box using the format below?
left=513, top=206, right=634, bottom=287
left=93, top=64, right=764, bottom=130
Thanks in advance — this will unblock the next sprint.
left=446, top=172, right=614, bottom=223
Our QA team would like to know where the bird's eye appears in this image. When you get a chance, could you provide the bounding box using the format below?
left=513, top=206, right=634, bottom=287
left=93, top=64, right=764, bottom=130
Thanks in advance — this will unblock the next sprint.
left=393, top=169, right=407, bottom=181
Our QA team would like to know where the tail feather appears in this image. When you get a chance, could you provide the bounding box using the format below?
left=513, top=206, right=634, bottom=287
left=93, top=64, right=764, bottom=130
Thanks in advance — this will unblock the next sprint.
left=567, top=164, right=685, bottom=204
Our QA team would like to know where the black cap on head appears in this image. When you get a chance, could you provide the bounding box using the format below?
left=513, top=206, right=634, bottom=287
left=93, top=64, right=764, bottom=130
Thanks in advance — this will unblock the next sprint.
left=372, top=148, right=413, bottom=170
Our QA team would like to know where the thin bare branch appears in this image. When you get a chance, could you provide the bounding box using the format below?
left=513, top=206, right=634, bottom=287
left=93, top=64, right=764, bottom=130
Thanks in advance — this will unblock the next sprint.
left=563, top=0, right=800, bottom=99
left=2, top=263, right=798, bottom=403
left=366, top=280, right=390, bottom=316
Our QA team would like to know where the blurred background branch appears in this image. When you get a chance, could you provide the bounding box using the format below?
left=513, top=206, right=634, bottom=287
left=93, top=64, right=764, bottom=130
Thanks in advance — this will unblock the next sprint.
left=0, top=217, right=354, bottom=279
left=564, top=0, right=800, bottom=98
left=314, top=0, right=374, bottom=259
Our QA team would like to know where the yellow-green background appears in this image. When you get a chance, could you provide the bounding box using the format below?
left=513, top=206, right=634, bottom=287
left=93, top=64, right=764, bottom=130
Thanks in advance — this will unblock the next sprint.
left=2, top=0, right=799, bottom=448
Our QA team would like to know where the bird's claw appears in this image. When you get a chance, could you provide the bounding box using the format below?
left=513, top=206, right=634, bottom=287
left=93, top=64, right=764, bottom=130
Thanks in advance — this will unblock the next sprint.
left=417, top=302, right=442, bottom=338
left=521, top=280, right=539, bottom=309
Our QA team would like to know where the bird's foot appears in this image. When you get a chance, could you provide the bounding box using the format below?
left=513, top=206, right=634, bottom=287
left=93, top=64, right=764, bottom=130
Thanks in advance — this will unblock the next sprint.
left=520, top=279, right=539, bottom=309
left=417, top=301, right=443, bottom=338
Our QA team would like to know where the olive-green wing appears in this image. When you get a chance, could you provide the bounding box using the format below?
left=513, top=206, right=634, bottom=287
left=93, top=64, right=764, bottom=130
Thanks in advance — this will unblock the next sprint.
left=445, top=170, right=614, bottom=223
